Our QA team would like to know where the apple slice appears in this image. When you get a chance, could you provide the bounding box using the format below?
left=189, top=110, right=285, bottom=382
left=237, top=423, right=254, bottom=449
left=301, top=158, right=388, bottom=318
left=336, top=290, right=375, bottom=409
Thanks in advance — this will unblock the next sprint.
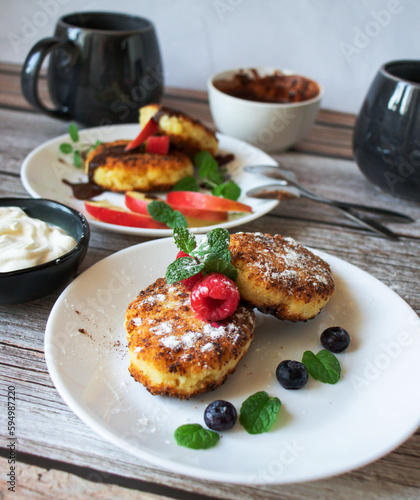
left=126, top=190, right=227, bottom=222
left=84, top=201, right=168, bottom=229
left=167, top=191, right=252, bottom=213
left=146, top=135, right=170, bottom=155
left=125, top=191, right=162, bottom=215
left=125, top=118, right=158, bottom=151
left=167, top=202, right=228, bottom=222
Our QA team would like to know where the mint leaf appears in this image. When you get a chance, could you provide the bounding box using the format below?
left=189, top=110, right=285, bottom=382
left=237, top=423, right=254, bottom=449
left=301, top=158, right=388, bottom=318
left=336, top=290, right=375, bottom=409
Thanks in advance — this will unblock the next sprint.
left=194, top=150, right=213, bottom=167
left=174, top=423, right=219, bottom=450
left=202, top=259, right=238, bottom=281
left=172, top=176, right=199, bottom=192
left=165, top=257, right=205, bottom=284
left=147, top=200, right=187, bottom=229
left=211, top=184, right=223, bottom=197
left=198, top=156, right=218, bottom=180
left=173, top=227, right=197, bottom=254
left=148, top=200, right=173, bottom=222
left=219, top=181, right=241, bottom=201
left=302, top=350, right=341, bottom=384
left=73, top=150, right=82, bottom=168
left=68, top=123, right=79, bottom=143
left=239, top=391, right=281, bottom=434
left=170, top=211, right=188, bottom=229
left=191, top=228, right=231, bottom=263
left=59, top=143, right=73, bottom=154
left=206, top=170, right=224, bottom=186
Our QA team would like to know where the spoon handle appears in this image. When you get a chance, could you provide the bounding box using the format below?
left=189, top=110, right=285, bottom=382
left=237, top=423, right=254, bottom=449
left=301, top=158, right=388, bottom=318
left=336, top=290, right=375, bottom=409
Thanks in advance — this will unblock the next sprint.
left=328, top=200, right=414, bottom=222
left=298, top=190, right=400, bottom=239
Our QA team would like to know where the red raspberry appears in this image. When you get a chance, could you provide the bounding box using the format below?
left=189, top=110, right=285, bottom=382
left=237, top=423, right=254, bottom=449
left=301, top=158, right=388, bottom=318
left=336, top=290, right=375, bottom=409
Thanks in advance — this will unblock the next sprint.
left=176, top=250, right=203, bottom=290
left=190, top=273, right=240, bottom=322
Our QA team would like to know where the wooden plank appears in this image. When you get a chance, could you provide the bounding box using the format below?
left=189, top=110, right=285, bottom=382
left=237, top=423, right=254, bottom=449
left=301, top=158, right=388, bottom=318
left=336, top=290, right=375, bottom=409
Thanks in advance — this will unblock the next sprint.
left=0, top=457, right=176, bottom=500
left=316, top=108, right=356, bottom=129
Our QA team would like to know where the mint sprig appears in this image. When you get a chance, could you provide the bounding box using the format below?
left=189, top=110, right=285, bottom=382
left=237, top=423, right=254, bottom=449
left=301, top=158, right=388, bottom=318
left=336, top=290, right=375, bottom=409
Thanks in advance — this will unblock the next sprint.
left=239, top=391, right=281, bottom=434
left=173, top=227, right=197, bottom=254
left=195, top=151, right=241, bottom=201
left=147, top=200, right=187, bottom=229
left=171, top=151, right=241, bottom=201
left=165, top=227, right=237, bottom=284
left=302, top=349, right=341, bottom=384
left=59, top=124, right=102, bottom=169
left=174, top=423, right=219, bottom=450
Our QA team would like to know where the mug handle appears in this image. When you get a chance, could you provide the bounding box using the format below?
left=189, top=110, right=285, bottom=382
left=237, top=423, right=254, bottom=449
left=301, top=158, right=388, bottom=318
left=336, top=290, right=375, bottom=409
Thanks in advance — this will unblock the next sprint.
left=21, top=37, right=76, bottom=120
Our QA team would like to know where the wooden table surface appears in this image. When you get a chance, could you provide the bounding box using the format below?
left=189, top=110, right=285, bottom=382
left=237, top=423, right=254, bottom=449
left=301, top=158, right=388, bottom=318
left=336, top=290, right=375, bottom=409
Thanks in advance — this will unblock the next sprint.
left=0, top=62, right=419, bottom=500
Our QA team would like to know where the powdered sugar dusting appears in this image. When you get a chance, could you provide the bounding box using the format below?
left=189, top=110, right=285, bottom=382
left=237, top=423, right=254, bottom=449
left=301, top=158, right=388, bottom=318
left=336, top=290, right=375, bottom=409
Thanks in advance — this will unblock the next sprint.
left=247, top=233, right=332, bottom=288
left=161, top=336, right=182, bottom=349
left=150, top=321, right=172, bottom=334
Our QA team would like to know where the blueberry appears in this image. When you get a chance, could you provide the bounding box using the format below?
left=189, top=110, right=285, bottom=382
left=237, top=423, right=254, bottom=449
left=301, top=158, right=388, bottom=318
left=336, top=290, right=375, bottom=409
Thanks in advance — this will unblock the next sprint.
left=276, top=360, right=308, bottom=390
left=320, top=326, right=350, bottom=353
left=204, top=400, right=237, bottom=431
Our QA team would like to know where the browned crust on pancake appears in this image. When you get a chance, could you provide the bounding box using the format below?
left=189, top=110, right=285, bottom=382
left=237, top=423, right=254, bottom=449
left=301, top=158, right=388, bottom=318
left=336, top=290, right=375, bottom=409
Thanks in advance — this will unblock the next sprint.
left=85, top=140, right=193, bottom=192
left=125, top=278, right=255, bottom=399
left=229, top=232, right=335, bottom=321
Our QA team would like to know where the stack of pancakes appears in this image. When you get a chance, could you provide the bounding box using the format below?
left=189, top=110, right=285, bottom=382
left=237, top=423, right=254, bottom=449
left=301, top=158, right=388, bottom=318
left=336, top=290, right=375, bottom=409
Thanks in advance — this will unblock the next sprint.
left=85, top=105, right=218, bottom=193
left=125, top=232, right=335, bottom=400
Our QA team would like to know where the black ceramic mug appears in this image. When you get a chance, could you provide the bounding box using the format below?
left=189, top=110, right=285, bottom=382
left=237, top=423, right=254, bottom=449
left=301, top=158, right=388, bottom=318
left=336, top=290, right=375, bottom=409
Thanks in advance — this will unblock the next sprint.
left=21, top=11, right=163, bottom=127
left=353, top=60, right=420, bottom=201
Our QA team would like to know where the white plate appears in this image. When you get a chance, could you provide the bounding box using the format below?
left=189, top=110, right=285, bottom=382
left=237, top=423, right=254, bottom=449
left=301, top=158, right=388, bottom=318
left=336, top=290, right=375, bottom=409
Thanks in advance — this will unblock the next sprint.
left=45, top=238, right=420, bottom=484
left=21, top=124, right=278, bottom=236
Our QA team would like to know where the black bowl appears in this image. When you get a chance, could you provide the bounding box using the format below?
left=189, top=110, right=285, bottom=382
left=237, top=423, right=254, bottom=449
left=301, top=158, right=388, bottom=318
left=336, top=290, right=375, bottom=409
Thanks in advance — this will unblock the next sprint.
left=0, top=198, right=90, bottom=305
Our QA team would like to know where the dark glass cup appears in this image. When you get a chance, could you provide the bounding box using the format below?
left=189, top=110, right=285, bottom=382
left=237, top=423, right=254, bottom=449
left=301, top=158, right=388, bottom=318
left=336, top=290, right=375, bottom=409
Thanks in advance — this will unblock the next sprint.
left=353, top=60, right=420, bottom=201
left=21, top=12, right=163, bottom=127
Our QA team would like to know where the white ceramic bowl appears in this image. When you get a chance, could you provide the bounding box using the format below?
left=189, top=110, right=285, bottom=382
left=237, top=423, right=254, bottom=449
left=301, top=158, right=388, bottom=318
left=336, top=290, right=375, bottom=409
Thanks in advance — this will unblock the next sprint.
left=207, top=67, right=323, bottom=153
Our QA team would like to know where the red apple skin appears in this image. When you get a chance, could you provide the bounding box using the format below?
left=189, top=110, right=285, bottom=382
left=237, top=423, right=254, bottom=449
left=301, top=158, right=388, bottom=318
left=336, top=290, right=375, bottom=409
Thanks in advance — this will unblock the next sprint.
left=125, top=192, right=162, bottom=216
left=145, top=135, right=170, bottom=155
left=167, top=202, right=228, bottom=222
left=84, top=201, right=168, bottom=229
left=126, top=191, right=228, bottom=222
left=125, top=118, right=158, bottom=151
left=167, top=191, right=252, bottom=213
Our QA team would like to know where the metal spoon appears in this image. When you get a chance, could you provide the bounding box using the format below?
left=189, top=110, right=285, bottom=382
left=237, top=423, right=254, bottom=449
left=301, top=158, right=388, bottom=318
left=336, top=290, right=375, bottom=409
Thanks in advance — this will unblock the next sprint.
left=244, top=165, right=414, bottom=222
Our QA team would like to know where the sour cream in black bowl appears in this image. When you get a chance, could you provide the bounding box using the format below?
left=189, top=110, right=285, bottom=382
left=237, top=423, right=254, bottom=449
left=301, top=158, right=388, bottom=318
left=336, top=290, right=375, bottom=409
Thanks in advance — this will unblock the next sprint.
left=0, top=198, right=89, bottom=305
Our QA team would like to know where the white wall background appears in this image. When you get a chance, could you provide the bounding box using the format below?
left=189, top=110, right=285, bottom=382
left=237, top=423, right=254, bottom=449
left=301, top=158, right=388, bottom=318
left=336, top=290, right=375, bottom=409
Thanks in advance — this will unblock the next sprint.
left=0, top=0, right=418, bottom=113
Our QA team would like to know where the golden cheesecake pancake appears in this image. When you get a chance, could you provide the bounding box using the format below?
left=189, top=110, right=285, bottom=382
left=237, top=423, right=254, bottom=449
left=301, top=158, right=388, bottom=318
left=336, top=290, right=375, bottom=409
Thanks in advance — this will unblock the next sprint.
left=229, top=232, right=335, bottom=321
left=85, top=139, right=193, bottom=192
left=125, top=278, right=255, bottom=399
left=139, top=104, right=219, bottom=156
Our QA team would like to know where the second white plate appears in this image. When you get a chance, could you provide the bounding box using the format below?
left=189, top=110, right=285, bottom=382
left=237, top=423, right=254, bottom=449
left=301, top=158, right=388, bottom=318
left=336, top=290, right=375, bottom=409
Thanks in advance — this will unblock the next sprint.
left=45, top=238, right=420, bottom=484
left=21, top=125, right=278, bottom=236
